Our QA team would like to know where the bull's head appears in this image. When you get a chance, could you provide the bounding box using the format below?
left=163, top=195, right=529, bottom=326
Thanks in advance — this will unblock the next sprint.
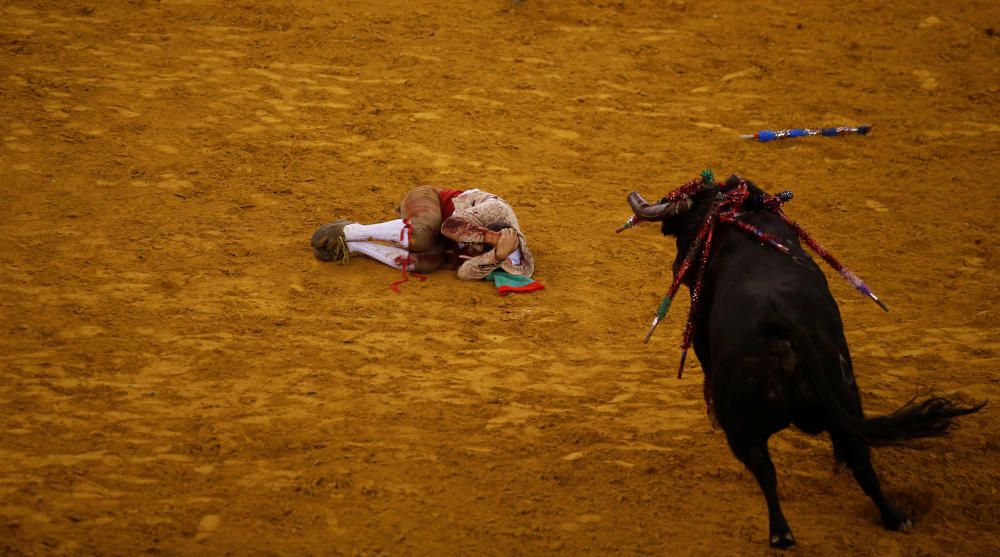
left=626, top=173, right=740, bottom=239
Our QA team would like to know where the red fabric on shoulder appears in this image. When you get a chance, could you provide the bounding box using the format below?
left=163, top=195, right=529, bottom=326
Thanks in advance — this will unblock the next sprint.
left=438, top=188, right=465, bottom=221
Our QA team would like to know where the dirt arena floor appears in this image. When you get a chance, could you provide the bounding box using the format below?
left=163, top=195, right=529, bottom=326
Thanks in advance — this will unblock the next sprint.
left=1, top=0, right=998, bottom=555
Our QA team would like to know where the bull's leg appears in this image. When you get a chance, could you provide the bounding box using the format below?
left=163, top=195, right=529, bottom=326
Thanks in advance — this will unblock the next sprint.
left=830, top=431, right=912, bottom=531
left=728, top=434, right=795, bottom=548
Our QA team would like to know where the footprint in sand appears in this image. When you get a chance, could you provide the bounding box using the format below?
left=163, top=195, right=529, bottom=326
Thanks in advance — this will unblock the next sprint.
left=864, top=199, right=889, bottom=212
left=195, top=514, right=221, bottom=541
left=918, top=16, right=942, bottom=28
left=912, top=69, right=939, bottom=90
left=721, top=68, right=762, bottom=82
left=535, top=125, right=580, bottom=141
left=108, top=105, right=140, bottom=118
left=452, top=93, right=504, bottom=107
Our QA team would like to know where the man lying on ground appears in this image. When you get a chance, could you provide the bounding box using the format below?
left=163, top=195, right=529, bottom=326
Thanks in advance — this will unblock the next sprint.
left=310, top=185, right=535, bottom=280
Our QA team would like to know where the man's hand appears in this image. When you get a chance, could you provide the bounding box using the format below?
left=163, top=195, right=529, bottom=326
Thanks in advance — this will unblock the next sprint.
left=483, top=229, right=501, bottom=246
left=493, top=228, right=519, bottom=261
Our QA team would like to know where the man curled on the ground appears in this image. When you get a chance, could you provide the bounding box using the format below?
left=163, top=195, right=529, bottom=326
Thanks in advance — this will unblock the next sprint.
left=311, top=186, right=535, bottom=280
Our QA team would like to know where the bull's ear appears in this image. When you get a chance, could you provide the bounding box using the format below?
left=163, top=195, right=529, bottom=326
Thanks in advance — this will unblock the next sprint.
left=660, top=217, right=685, bottom=238
left=725, top=175, right=742, bottom=187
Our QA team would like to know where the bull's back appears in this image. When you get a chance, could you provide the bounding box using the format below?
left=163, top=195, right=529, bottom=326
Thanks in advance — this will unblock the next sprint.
left=705, top=215, right=845, bottom=344
left=699, top=216, right=850, bottom=429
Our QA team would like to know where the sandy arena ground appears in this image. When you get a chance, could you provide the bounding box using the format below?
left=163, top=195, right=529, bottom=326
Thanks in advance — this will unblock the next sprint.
left=1, top=1, right=998, bottom=555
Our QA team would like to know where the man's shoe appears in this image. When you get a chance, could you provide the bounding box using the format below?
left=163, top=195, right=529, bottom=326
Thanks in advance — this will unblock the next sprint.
left=311, top=220, right=354, bottom=263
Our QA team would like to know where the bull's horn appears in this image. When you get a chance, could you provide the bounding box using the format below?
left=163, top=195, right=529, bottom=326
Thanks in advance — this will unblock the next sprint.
left=627, top=192, right=692, bottom=220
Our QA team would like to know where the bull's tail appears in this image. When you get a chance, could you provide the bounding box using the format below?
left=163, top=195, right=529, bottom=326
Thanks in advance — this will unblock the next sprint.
left=778, top=321, right=986, bottom=447
left=855, top=395, right=986, bottom=445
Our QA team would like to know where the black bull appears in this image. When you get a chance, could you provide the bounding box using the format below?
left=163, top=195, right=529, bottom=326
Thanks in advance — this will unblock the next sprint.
left=629, top=176, right=984, bottom=548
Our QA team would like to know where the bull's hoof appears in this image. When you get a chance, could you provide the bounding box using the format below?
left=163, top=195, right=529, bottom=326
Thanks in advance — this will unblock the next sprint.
left=883, top=512, right=914, bottom=532
left=311, top=220, right=353, bottom=263
left=880, top=504, right=913, bottom=532
left=769, top=531, right=796, bottom=549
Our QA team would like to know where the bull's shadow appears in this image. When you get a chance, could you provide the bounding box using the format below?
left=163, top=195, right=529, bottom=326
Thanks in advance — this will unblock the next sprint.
left=626, top=173, right=985, bottom=548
